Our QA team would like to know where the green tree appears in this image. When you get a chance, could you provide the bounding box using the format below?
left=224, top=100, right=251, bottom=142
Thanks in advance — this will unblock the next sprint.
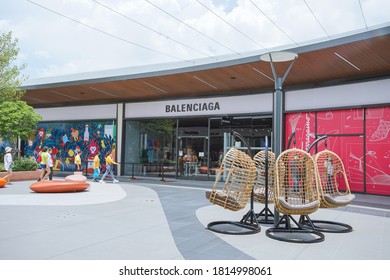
left=0, top=31, right=41, bottom=146
left=0, top=31, right=27, bottom=101
left=0, top=100, right=42, bottom=145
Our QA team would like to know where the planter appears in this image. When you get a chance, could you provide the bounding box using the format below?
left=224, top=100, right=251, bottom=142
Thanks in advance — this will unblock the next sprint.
left=0, top=170, right=41, bottom=181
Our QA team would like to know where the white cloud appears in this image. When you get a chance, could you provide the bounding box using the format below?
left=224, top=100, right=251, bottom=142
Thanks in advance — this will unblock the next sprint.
left=0, top=0, right=389, bottom=80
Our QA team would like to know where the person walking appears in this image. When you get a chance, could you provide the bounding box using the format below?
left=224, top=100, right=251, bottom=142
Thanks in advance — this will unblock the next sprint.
left=99, top=151, right=119, bottom=183
left=92, top=151, right=101, bottom=182
left=3, top=147, right=14, bottom=185
left=74, top=151, right=82, bottom=172
left=45, top=148, right=54, bottom=180
left=38, top=146, right=50, bottom=181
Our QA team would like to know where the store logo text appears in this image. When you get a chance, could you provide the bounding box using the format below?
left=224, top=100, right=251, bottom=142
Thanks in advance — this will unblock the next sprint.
left=165, top=102, right=220, bottom=113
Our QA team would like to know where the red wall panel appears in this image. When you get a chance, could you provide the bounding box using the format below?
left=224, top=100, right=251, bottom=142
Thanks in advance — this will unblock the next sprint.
left=286, top=106, right=390, bottom=195
left=317, top=109, right=363, bottom=135
left=285, top=112, right=315, bottom=150
left=365, top=107, right=390, bottom=195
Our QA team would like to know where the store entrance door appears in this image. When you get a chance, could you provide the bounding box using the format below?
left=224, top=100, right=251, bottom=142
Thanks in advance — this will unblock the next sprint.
left=177, top=136, right=209, bottom=179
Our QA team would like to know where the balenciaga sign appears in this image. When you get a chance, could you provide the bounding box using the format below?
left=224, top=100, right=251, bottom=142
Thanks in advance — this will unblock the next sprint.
left=165, top=102, right=220, bottom=113
left=125, top=93, right=272, bottom=118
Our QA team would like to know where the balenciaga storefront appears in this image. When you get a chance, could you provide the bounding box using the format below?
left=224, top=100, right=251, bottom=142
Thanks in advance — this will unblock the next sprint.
left=123, top=93, right=273, bottom=181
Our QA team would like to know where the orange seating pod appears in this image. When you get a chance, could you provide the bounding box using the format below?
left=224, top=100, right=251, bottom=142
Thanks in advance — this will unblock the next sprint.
left=30, top=180, right=89, bottom=193
left=0, top=178, right=7, bottom=188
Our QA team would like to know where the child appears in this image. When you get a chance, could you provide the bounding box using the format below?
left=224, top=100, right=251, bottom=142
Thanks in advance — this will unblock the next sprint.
left=92, top=151, right=101, bottom=182
left=99, top=151, right=119, bottom=183
left=74, top=151, right=82, bottom=172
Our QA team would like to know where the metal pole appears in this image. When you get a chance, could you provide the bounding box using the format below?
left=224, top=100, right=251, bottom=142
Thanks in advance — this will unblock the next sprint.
left=131, top=162, right=135, bottom=179
left=272, top=77, right=284, bottom=226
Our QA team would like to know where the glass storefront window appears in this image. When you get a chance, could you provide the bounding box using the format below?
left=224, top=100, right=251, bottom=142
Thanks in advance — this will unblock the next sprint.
left=124, top=119, right=177, bottom=177
left=124, top=116, right=271, bottom=180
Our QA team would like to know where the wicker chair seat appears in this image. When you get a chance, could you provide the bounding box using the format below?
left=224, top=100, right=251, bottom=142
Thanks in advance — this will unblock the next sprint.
left=323, top=193, right=356, bottom=207
left=274, top=148, right=320, bottom=216
left=314, top=150, right=355, bottom=208
left=253, top=193, right=268, bottom=203
left=205, top=190, right=241, bottom=211
left=253, top=150, right=276, bottom=204
left=278, top=198, right=320, bottom=214
left=265, top=148, right=325, bottom=243
left=206, top=148, right=256, bottom=211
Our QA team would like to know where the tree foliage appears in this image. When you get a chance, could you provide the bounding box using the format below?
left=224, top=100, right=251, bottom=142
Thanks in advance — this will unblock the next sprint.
left=0, top=101, right=42, bottom=142
left=0, top=31, right=26, bottom=102
left=0, top=31, right=41, bottom=144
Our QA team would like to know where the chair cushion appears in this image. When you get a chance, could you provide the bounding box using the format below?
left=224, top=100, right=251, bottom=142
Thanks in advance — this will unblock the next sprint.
left=324, top=194, right=355, bottom=206
left=205, top=191, right=241, bottom=211
left=278, top=198, right=320, bottom=211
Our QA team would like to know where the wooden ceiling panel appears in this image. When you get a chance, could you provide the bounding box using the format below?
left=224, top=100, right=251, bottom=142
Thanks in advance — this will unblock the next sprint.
left=23, top=31, right=390, bottom=107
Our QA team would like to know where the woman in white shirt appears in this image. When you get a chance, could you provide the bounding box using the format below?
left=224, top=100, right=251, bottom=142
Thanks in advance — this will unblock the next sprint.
left=3, top=147, right=14, bottom=185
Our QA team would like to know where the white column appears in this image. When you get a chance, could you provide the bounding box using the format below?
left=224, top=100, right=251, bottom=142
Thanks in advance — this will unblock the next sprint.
left=116, top=103, right=124, bottom=176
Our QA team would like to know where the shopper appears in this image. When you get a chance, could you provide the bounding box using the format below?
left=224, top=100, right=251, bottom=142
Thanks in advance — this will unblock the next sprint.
left=3, top=147, right=14, bottom=185
left=38, top=146, right=50, bottom=181
left=92, top=151, right=101, bottom=182
left=74, top=151, right=82, bottom=172
left=99, top=151, right=119, bottom=183
left=45, top=148, right=54, bottom=180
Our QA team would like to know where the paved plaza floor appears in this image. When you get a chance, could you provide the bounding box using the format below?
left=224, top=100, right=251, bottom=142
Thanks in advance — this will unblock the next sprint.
left=0, top=177, right=389, bottom=260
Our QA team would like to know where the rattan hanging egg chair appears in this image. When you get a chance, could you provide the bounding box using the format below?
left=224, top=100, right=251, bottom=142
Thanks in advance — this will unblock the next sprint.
left=299, top=149, right=355, bottom=233
left=205, top=147, right=260, bottom=234
left=253, top=149, right=276, bottom=224
left=265, top=148, right=324, bottom=243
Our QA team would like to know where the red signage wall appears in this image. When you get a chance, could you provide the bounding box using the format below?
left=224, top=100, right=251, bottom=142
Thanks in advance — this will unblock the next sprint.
left=365, top=107, right=390, bottom=195
left=285, top=106, right=390, bottom=195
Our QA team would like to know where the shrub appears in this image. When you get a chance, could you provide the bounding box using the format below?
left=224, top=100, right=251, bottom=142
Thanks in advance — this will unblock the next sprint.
left=12, top=157, right=38, bottom=171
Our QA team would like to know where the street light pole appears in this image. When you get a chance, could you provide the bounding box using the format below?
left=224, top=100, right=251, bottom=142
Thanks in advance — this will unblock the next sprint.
left=260, top=52, right=298, bottom=226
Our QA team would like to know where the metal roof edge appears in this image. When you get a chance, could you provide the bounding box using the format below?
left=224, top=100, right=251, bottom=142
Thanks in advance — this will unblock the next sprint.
left=21, top=23, right=390, bottom=90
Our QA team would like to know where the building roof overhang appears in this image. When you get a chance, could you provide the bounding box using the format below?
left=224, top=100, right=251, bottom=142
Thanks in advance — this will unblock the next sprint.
left=22, top=24, right=390, bottom=108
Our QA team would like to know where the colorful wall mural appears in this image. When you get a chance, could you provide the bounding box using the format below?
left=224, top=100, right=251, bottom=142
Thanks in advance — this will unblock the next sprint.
left=23, top=120, right=117, bottom=173
left=285, top=106, right=390, bottom=195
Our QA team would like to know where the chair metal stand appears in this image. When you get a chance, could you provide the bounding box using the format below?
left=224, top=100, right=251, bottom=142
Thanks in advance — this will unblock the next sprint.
left=256, top=207, right=275, bottom=224
left=266, top=214, right=325, bottom=243
left=255, top=135, right=275, bottom=224
left=207, top=193, right=261, bottom=235
left=299, top=215, right=353, bottom=233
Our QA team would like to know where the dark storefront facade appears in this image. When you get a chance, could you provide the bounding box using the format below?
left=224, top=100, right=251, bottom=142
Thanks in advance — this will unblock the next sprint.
left=15, top=78, right=389, bottom=196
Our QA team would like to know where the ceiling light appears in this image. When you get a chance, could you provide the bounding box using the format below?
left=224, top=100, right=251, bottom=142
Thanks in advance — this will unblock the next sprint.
left=334, top=52, right=361, bottom=71
left=50, top=90, right=80, bottom=100
left=23, top=95, right=45, bottom=102
left=143, top=81, right=168, bottom=94
left=89, top=87, right=117, bottom=97
left=193, top=76, right=217, bottom=89
left=252, top=67, right=274, bottom=81
left=260, top=51, right=298, bottom=62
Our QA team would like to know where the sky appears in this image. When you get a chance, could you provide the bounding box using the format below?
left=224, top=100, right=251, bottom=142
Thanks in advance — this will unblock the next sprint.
left=1, top=0, right=389, bottom=81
